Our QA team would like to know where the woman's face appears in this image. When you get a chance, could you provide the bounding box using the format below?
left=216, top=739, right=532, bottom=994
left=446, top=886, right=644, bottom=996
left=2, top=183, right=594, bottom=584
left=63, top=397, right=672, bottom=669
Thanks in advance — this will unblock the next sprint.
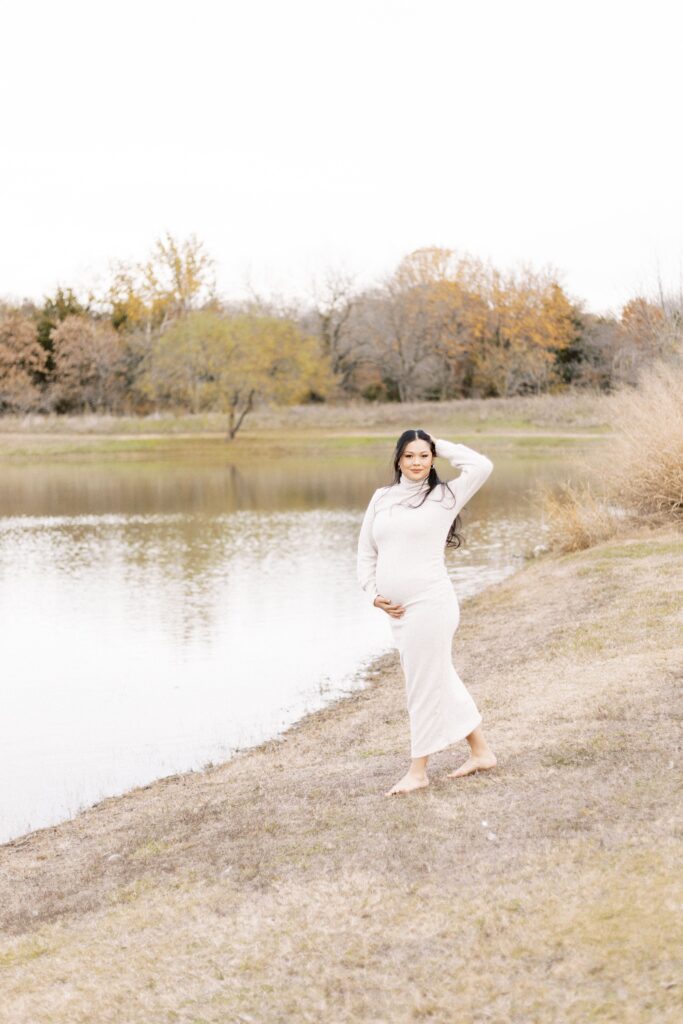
left=399, top=440, right=433, bottom=481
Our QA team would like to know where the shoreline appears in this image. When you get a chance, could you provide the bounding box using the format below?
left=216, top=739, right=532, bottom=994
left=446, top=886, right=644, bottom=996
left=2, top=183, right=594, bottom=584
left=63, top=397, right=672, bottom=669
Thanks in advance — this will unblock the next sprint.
left=0, top=427, right=610, bottom=464
left=1, top=641, right=399, bottom=851
left=1, top=526, right=681, bottom=1022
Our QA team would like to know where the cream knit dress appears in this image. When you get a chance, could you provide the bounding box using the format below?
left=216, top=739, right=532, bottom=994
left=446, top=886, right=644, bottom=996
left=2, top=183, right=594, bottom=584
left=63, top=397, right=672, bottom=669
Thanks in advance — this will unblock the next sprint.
left=356, top=439, right=494, bottom=758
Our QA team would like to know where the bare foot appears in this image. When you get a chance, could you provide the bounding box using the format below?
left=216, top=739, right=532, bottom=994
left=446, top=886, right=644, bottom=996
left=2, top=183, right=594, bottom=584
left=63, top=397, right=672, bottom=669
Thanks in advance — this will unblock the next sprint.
left=384, top=771, right=430, bottom=797
left=447, top=751, right=497, bottom=779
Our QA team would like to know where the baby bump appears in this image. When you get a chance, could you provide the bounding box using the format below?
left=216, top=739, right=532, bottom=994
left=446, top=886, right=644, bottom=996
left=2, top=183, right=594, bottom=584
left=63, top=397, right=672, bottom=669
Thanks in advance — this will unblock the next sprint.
left=378, top=569, right=458, bottom=606
left=389, top=578, right=460, bottom=647
left=376, top=559, right=452, bottom=607
left=374, top=552, right=454, bottom=606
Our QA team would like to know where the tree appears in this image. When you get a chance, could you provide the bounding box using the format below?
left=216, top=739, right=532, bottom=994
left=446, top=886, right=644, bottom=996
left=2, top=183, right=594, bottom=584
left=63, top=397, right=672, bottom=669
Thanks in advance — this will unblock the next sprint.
left=364, top=260, right=441, bottom=402
left=106, top=232, right=216, bottom=339
left=50, top=315, right=129, bottom=412
left=102, top=233, right=218, bottom=412
left=471, top=267, right=577, bottom=396
left=583, top=315, right=622, bottom=388
left=617, top=297, right=678, bottom=380
left=0, top=308, right=48, bottom=413
left=398, top=249, right=490, bottom=398
left=308, top=269, right=362, bottom=393
left=359, top=248, right=492, bottom=401
left=144, top=232, right=216, bottom=323
left=138, top=310, right=334, bottom=438
left=35, top=287, right=87, bottom=379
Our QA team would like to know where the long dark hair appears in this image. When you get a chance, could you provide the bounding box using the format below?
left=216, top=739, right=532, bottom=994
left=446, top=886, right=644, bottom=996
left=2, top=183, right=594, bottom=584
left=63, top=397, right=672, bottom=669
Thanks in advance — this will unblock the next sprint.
left=391, top=428, right=463, bottom=549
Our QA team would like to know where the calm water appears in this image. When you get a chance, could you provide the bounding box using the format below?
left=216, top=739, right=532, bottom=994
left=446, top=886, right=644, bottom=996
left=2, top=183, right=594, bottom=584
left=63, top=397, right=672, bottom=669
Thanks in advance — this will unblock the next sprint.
left=0, top=450, right=572, bottom=844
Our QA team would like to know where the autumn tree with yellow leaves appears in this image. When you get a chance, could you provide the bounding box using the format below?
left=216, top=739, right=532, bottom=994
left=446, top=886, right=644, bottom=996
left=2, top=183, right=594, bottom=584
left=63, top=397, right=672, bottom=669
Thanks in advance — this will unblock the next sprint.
left=138, top=310, right=333, bottom=438
left=472, top=266, right=578, bottom=396
left=393, top=247, right=491, bottom=398
left=362, top=248, right=577, bottom=399
left=107, top=233, right=216, bottom=338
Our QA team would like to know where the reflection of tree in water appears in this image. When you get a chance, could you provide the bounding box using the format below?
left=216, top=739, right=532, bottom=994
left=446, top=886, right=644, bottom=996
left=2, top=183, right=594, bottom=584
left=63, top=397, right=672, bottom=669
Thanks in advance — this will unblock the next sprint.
left=0, top=458, right=384, bottom=517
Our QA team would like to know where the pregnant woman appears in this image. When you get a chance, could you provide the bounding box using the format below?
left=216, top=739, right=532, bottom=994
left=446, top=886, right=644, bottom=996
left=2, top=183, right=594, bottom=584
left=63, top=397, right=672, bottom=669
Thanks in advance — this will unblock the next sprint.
left=357, top=429, right=497, bottom=796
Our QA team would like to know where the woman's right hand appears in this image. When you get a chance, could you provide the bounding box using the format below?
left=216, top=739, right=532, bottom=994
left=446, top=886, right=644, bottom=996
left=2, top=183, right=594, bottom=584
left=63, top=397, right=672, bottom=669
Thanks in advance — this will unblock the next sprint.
left=373, top=595, right=405, bottom=618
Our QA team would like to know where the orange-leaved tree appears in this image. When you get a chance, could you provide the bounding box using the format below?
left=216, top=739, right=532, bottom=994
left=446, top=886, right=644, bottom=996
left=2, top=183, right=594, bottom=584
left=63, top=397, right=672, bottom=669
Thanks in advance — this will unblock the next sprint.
left=0, top=307, right=48, bottom=413
left=50, top=315, right=129, bottom=412
left=471, top=266, right=577, bottom=395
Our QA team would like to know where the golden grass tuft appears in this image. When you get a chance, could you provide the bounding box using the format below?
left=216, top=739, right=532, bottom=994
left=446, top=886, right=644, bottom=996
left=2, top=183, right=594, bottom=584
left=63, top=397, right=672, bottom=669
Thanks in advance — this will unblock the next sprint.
left=540, top=359, right=683, bottom=552
left=541, top=480, right=621, bottom=553
left=601, top=359, right=683, bottom=522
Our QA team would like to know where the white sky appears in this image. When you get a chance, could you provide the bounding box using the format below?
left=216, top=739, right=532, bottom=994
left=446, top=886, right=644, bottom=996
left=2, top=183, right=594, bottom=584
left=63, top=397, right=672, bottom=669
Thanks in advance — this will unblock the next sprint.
left=1, top=0, right=682, bottom=316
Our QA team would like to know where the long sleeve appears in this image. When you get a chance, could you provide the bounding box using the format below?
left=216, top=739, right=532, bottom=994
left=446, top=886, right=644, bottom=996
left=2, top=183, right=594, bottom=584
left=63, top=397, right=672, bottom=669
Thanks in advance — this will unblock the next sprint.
left=356, top=489, right=381, bottom=605
left=434, top=438, right=493, bottom=515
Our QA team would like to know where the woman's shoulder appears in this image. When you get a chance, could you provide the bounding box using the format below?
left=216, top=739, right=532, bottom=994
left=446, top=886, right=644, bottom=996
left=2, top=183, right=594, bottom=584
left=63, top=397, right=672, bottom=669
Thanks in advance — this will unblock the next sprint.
left=368, top=483, right=395, bottom=506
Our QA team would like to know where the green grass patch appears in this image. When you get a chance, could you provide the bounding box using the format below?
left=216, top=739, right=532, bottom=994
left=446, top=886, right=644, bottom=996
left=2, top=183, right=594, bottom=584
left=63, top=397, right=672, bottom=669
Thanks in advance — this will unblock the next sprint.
left=0, top=429, right=608, bottom=465
left=130, top=839, right=172, bottom=860
left=0, top=940, right=52, bottom=967
left=496, top=433, right=606, bottom=447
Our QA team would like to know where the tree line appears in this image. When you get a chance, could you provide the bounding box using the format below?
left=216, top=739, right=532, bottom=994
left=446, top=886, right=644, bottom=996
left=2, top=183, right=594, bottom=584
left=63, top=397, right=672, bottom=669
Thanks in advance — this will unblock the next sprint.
left=1, top=234, right=681, bottom=437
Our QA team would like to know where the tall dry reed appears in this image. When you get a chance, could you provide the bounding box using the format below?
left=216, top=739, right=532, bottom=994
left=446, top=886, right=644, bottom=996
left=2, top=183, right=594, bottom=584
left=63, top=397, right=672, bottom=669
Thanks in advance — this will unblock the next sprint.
left=600, top=360, right=683, bottom=522
left=541, top=358, right=683, bottom=552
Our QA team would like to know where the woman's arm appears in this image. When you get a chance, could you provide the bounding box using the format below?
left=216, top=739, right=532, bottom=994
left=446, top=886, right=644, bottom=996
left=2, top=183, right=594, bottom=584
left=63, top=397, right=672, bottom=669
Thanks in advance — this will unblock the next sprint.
left=432, top=437, right=494, bottom=515
left=356, top=489, right=381, bottom=605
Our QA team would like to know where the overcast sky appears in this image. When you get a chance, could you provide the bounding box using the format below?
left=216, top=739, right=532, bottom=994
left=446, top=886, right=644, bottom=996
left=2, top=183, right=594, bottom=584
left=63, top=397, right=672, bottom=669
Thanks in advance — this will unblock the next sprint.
left=2, top=0, right=682, bottom=316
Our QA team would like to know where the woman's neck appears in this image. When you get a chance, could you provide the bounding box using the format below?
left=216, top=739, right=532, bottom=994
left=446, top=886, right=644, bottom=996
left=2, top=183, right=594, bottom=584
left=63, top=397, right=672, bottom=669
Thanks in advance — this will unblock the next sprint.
left=398, top=473, right=429, bottom=491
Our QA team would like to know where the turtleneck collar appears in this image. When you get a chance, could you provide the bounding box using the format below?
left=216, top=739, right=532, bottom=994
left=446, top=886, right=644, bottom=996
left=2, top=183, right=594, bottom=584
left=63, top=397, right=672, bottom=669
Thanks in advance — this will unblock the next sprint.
left=398, top=472, right=429, bottom=491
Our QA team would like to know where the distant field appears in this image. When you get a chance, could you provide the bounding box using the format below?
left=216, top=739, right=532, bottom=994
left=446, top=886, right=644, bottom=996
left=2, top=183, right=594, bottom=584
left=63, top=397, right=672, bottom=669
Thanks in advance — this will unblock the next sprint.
left=0, top=390, right=612, bottom=437
left=0, top=393, right=614, bottom=461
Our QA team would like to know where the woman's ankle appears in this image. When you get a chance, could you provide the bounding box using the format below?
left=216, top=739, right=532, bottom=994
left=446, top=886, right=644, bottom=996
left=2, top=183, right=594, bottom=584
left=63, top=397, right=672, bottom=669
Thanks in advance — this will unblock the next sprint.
left=468, top=743, right=494, bottom=759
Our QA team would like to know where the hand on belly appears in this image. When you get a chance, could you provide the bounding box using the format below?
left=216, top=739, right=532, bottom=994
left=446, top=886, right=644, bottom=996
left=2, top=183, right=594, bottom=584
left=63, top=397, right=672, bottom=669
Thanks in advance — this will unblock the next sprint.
left=373, top=595, right=406, bottom=618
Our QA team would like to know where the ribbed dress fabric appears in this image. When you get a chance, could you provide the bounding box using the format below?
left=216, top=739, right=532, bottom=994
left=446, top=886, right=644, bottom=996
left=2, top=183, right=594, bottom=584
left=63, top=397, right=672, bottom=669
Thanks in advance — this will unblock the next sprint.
left=356, top=439, right=493, bottom=758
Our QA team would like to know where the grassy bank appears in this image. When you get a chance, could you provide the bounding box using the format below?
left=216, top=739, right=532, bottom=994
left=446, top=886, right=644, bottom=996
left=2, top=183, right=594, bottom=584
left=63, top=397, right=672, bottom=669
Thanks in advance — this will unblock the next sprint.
left=0, top=393, right=612, bottom=461
left=1, top=529, right=681, bottom=1023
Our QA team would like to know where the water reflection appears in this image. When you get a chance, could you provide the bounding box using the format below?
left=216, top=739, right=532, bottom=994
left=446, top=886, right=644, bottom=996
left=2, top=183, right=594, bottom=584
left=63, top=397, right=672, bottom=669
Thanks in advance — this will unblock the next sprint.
left=0, top=447, right=574, bottom=517
left=1, top=451, right=571, bottom=844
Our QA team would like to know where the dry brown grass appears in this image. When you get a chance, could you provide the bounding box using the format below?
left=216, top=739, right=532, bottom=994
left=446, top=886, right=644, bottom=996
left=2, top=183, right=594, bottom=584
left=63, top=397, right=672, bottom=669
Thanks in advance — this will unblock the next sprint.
left=1, top=529, right=682, bottom=1022
left=540, top=480, right=622, bottom=554
left=540, top=360, right=683, bottom=552
left=602, top=360, right=683, bottom=522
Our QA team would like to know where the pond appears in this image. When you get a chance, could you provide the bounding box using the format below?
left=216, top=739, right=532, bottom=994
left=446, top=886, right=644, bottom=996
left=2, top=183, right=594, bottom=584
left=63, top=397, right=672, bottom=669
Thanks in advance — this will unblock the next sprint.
left=0, top=445, right=577, bottom=844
